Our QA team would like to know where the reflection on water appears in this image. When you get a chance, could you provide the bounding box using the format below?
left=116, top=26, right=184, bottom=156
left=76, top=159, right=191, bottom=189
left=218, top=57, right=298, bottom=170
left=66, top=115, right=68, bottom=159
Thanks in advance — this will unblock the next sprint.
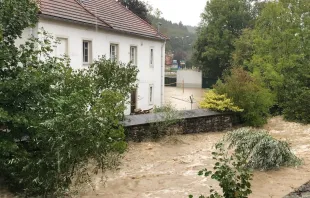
left=164, top=87, right=206, bottom=110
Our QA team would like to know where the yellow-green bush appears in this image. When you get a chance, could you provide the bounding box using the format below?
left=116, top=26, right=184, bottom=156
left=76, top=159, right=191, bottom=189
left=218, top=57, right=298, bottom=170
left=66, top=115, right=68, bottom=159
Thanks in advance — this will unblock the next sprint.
left=200, top=90, right=243, bottom=112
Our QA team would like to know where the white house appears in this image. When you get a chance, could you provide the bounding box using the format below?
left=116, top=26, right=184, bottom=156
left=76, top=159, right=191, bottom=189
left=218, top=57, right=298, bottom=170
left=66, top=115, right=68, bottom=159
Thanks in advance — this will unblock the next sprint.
left=17, top=0, right=167, bottom=115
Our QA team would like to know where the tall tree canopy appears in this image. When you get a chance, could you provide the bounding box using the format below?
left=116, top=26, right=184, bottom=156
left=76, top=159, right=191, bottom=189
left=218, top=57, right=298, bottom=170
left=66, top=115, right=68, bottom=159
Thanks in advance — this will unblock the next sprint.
left=235, top=0, right=310, bottom=122
left=193, top=0, right=253, bottom=78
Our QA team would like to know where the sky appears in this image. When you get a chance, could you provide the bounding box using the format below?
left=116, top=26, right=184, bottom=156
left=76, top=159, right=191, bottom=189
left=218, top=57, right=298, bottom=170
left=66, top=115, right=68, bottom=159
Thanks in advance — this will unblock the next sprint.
left=144, top=0, right=207, bottom=27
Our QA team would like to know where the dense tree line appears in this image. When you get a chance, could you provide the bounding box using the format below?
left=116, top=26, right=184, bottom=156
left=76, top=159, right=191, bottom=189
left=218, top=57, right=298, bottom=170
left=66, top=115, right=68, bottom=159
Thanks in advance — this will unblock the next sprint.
left=196, top=0, right=310, bottom=125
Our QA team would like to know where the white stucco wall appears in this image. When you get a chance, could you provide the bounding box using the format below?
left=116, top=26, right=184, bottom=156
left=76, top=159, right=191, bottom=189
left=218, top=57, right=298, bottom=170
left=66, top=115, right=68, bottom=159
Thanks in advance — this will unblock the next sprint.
left=177, top=70, right=202, bottom=88
left=15, top=26, right=38, bottom=47
left=18, top=18, right=165, bottom=115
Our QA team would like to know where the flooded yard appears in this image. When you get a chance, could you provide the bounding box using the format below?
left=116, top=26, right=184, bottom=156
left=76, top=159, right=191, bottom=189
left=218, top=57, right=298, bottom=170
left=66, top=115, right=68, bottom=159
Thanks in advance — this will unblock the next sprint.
left=164, top=87, right=206, bottom=110
left=80, top=116, right=310, bottom=198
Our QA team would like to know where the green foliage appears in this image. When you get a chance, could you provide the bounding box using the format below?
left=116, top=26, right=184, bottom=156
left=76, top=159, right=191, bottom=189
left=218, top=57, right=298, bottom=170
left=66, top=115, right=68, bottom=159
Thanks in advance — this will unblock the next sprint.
left=149, top=104, right=183, bottom=140
left=233, top=0, right=310, bottom=122
left=222, top=128, right=302, bottom=170
left=153, top=103, right=175, bottom=113
left=0, top=1, right=138, bottom=196
left=193, top=0, right=253, bottom=78
left=189, top=143, right=253, bottom=198
left=231, top=28, right=254, bottom=70
left=200, top=90, right=243, bottom=112
left=214, top=67, right=274, bottom=127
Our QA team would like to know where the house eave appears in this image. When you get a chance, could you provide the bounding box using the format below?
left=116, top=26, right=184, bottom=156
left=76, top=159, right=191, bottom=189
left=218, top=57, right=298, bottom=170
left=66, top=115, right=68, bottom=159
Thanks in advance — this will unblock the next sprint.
left=39, top=14, right=167, bottom=42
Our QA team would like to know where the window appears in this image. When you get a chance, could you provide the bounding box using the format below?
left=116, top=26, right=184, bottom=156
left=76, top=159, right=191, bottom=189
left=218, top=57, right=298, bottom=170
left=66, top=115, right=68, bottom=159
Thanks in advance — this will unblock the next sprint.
left=110, top=44, right=119, bottom=61
left=150, top=48, right=154, bottom=67
left=54, top=37, right=68, bottom=57
left=149, top=85, right=154, bottom=104
left=83, top=40, right=92, bottom=64
left=130, top=46, right=137, bottom=65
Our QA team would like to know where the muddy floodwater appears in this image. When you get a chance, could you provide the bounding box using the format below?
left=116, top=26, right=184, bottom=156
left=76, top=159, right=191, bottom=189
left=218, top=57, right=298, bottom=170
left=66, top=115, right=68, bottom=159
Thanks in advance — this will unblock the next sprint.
left=79, top=116, right=310, bottom=198
left=164, top=87, right=206, bottom=110
left=1, top=117, right=309, bottom=198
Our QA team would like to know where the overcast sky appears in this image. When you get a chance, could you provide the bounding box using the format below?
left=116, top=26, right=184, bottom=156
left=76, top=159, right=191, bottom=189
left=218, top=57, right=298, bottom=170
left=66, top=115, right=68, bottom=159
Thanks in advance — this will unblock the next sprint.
left=144, top=0, right=207, bottom=26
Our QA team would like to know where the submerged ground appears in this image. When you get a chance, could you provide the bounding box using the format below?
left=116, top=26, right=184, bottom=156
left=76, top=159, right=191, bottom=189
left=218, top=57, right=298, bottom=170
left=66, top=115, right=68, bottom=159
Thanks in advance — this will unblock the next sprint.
left=1, top=118, right=309, bottom=198
left=79, top=116, right=310, bottom=198
left=1, top=87, right=309, bottom=197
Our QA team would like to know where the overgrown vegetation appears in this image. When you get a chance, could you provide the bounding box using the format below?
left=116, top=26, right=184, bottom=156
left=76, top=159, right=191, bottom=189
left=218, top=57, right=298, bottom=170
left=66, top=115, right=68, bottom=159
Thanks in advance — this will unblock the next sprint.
left=199, top=90, right=243, bottom=113
left=148, top=104, right=183, bottom=140
left=193, top=0, right=254, bottom=79
left=214, top=67, right=274, bottom=127
left=190, top=127, right=301, bottom=197
left=240, top=0, right=310, bottom=123
left=0, top=0, right=138, bottom=196
left=222, top=128, right=302, bottom=170
left=189, top=142, right=253, bottom=198
left=194, top=0, right=310, bottom=125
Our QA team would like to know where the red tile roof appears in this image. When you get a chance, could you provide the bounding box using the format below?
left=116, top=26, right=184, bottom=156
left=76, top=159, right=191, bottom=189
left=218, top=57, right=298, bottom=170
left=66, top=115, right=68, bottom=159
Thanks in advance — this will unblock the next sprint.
left=38, top=0, right=167, bottom=40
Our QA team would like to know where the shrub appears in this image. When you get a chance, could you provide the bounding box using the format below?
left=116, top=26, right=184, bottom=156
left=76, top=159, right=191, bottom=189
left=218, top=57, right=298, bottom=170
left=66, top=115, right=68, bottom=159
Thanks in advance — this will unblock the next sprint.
left=153, top=103, right=176, bottom=113
left=0, top=2, right=138, bottom=194
left=189, top=142, right=253, bottom=198
left=222, top=128, right=301, bottom=170
left=199, top=90, right=243, bottom=112
left=149, top=104, right=183, bottom=140
left=282, top=86, right=310, bottom=123
left=214, top=67, right=274, bottom=127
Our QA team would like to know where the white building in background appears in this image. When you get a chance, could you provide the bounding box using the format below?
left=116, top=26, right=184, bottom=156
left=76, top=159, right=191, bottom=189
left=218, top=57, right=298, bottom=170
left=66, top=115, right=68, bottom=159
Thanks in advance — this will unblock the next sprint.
left=18, top=0, right=167, bottom=115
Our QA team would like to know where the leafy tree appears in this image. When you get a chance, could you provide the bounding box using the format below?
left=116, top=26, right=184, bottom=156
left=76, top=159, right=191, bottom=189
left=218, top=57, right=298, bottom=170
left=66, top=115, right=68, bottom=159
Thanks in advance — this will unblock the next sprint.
left=0, top=0, right=138, bottom=196
left=189, top=142, right=253, bottom=198
left=193, top=0, right=253, bottom=78
left=214, top=67, right=274, bottom=127
left=119, top=0, right=150, bottom=23
left=231, top=28, right=255, bottom=70
left=235, top=0, right=310, bottom=122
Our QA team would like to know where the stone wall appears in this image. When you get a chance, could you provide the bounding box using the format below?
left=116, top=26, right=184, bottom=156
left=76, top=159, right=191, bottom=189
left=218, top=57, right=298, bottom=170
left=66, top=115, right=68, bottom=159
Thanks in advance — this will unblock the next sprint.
left=123, top=110, right=232, bottom=142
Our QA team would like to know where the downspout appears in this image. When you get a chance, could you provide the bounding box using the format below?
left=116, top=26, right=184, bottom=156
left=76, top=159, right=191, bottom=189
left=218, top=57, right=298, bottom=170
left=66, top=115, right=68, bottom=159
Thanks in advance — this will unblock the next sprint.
left=161, top=39, right=166, bottom=106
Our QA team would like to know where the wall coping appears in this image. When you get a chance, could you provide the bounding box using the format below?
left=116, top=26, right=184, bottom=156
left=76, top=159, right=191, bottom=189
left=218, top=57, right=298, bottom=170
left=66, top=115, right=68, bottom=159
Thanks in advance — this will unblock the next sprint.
left=122, top=109, right=231, bottom=127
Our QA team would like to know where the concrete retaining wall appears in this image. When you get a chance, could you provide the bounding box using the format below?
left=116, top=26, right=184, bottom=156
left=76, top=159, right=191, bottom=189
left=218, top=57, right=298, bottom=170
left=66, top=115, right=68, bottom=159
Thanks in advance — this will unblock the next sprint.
left=123, top=109, right=232, bottom=142
left=177, top=70, right=202, bottom=88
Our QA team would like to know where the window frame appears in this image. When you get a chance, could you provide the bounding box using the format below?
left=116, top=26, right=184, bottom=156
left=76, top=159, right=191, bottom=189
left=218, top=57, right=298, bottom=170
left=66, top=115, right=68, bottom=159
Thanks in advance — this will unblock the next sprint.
left=150, top=47, right=154, bottom=67
left=83, top=40, right=92, bottom=65
left=149, top=84, right=154, bottom=105
left=110, top=43, right=119, bottom=62
left=130, top=46, right=137, bottom=65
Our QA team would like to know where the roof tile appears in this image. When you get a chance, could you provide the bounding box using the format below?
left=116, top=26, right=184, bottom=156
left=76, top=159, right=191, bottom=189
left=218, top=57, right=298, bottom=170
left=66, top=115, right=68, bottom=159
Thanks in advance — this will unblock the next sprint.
left=38, top=0, right=167, bottom=40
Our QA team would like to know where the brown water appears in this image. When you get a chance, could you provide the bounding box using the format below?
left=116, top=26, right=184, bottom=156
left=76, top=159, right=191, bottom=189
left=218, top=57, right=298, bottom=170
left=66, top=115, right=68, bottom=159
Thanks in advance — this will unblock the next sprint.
left=80, top=117, right=310, bottom=198
left=2, top=117, right=310, bottom=198
left=164, top=87, right=205, bottom=110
